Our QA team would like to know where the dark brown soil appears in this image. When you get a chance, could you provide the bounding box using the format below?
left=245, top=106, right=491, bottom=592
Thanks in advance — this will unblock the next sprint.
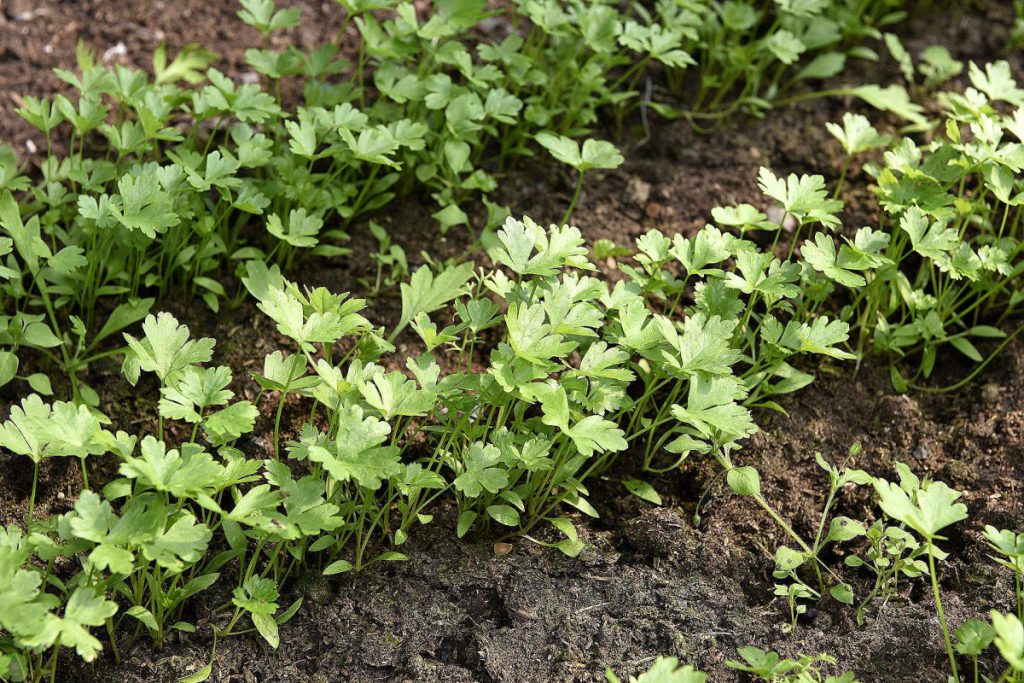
left=0, top=1, right=1022, bottom=682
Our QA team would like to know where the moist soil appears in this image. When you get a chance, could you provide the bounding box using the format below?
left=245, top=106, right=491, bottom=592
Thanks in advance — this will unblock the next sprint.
left=0, top=1, right=1023, bottom=682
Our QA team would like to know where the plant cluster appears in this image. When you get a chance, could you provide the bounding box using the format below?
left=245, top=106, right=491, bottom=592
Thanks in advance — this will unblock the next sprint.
left=1, top=1, right=1024, bottom=682
left=0, top=202, right=854, bottom=679
left=649, top=0, right=907, bottom=126
left=723, top=451, right=1024, bottom=683
left=0, top=0, right=922, bottom=408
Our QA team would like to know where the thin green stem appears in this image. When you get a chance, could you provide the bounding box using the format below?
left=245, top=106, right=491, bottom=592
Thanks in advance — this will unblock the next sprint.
left=562, top=171, right=586, bottom=226
left=928, top=539, right=959, bottom=681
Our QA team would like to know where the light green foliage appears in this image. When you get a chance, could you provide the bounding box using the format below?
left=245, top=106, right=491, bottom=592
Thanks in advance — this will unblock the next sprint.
left=536, top=134, right=624, bottom=173
left=827, top=112, right=890, bottom=156
left=727, top=646, right=860, bottom=682
left=873, top=477, right=968, bottom=541
left=4, top=3, right=1024, bottom=680
left=606, top=657, right=707, bottom=683
left=993, top=611, right=1024, bottom=673
left=122, top=313, right=215, bottom=387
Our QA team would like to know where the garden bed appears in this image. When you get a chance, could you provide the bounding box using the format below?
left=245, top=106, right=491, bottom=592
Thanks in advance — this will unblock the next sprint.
left=1, top=1, right=1023, bottom=682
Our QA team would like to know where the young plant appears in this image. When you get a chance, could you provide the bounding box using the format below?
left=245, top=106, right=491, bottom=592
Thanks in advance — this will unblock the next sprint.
left=984, top=526, right=1024, bottom=620
left=873, top=465, right=968, bottom=681
left=955, top=618, right=996, bottom=683
left=845, top=518, right=932, bottom=625
left=535, top=134, right=624, bottom=224
left=0, top=395, right=113, bottom=521
left=991, top=611, right=1024, bottom=682
left=727, top=646, right=860, bottom=683
left=723, top=446, right=868, bottom=627
left=605, top=656, right=707, bottom=683
left=0, top=526, right=117, bottom=683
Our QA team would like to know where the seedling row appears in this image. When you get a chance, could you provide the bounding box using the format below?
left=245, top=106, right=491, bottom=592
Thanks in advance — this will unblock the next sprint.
left=1, top=1, right=1023, bottom=681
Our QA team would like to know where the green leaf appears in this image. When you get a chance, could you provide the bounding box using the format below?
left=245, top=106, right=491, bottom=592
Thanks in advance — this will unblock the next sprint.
left=829, top=582, right=855, bottom=605
left=307, top=407, right=401, bottom=490
left=491, top=215, right=591, bottom=276
left=267, top=209, right=322, bottom=248
left=0, top=395, right=108, bottom=464
left=623, top=479, right=662, bottom=505
left=256, top=284, right=369, bottom=353
left=340, top=125, right=400, bottom=168
left=757, top=167, right=842, bottom=225
left=795, top=51, right=845, bottom=81
left=672, top=375, right=756, bottom=443
left=534, top=133, right=581, bottom=165
left=238, top=0, right=301, bottom=34
left=203, top=401, right=258, bottom=444
left=826, top=516, right=866, bottom=543
left=272, top=470, right=342, bottom=536
left=93, top=298, right=154, bottom=347
left=456, top=510, right=478, bottom=538
left=826, top=112, right=890, bottom=156
left=375, top=551, right=408, bottom=562
left=395, top=262, right=474, bottom=338
left=969, top=60, right=1024, bottom=106
left=874, top=474, right=968, bottom=540
left=0, top=351, right=17, bottom=388
left=578, top=138, right=624, bottom=171
left=323, top=560, right=354, bottom=576
left=950, top=336, right=983, bottom=363
left=119, top=437, right=227, bottom=499
left=141, top=514, right=212, bottom=572
left=567, top=415, right=627, bottom=457
left=232, top=576, right=279, bottom=616
left=125, top=606, right=159, bottom=632
left=153, top=43, right=218, bottom=85
left=113, top=174, right=180, bottom=238
left=486, top=504, right=520, bottom=527
left=180, top=663, right=213, bottom=683
left=801, top=233, right=867, bottom=287
left=955, top=618, right=996, bottom=657
left=766, top=29, right=805, bottom=64
left=900, top=207, right=958, bottom=263
left=159, top=366, right=234, bottom=423
left=123, top=313, right=215, bottom=386
left=432, top=204, right=469, bottom=232
left=505, top=304, right=575, bottom=366
left=845, top=84, right=927, bottom=126
left=253, top=351, right=312, bottom=391
left=992, top=611, right=1024, bottom=671
left=23, top=373, right=54, bottom=401
left=358, top=370, right=436, bottom=419
left=727, top=467, right=761, bottom=497
left=38, top=587, right=118, bottom=662
left=619, top=656, right=707, bottom=683
left=536, top=133, right=622, bottom=171
left=671, top=226, right=733, bottom=276
left=251, top=612, right=279, bottom=648
left=454, top=442, right=508, bottom=498
left=22, top=322, right=62, bottom=348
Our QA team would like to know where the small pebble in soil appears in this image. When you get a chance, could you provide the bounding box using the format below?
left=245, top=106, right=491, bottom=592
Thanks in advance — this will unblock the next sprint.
left=103, top=42, right=128, bottom=63
left=493, top=542, right=513, bottom=556
left=627, top=176, right=652, bottom=207
left=6, top=0, right=38, bottom=21
left=912, top=442, right=930, bottom=460
left=981, top=383, right=1002, bottom=403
